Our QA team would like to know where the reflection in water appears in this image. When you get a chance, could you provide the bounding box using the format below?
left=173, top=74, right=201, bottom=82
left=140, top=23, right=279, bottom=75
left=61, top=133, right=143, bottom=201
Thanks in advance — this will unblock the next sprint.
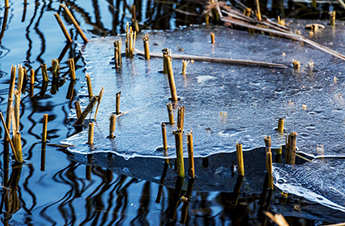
left=0, top=0, right=344, bottom=225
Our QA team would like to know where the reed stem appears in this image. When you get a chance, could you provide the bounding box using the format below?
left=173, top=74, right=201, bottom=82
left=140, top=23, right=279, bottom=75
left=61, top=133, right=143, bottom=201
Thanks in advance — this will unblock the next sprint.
left=167, top=103, right=175, bottom=124
left=51, top=59, right=60, bottom=78
left=14, top=90, right=20, bottom=130
left=88, top=122, right=94, bottom=145
left=75, top=101, right=82, bottom=118
left=161, top=123, right=168, bottom=152
left=116, top=91, right=121, bottom=114
left=54, top=13, right=73, bottom=43
left=278, top=118, right=284, bottom=133
left=165, top=54, right=178, bottom=101
left=177, top=106, right=185, bottom=132
left=181, top=60, right=189, bottom=76
left=42, top=114, right=48, bottom=142
left=143, top=34, right=150, bottom=60
left=85, top=74, right=93, bottom=99
left=74, top=96, right=99, bottom=126
left=30, top=69, right=35, bottom=84
left=236, top=143, right=245, bottom=176
left=0, top=112, right=22, bottom=163
left=286, top=132, right=297, bottom=164
left=60, top=4, right=88, bottom=43
left=330, top=11, right=336, bottom=26
left=41, top=64, right=49, bottom=82
left=5, top=65, right=16, bottom=141
left=114, top=39, right=122, bottom=68
left=210, top=32, right=215, bottom=44
left=162, top=48, right=169, bottom=74
left=264, top=136, right=271, bottom=153
left=255, top=0, right=262, bottom=20
left=68, top=58, right=76, bottom=80
left=17, top=66, right=24, bottom=93
left=187, top=131, right=195, bottom=178
left=174, top=130, right=185, bottom=177
left=109, top=114, right=116, bottom=138
left=266, top=151, right=273, bottom=190
left=94, top=87, right=104, bottom=120
left=5, top=0, right=9, bottom=8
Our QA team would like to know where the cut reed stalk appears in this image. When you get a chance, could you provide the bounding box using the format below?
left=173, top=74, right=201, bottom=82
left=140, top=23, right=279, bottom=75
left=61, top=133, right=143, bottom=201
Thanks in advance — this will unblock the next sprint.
left=88, top=122, right=94, bottom=145
left=161, top=123, right=168, bottom=151
left=181, top=60, right=190, bottom=76
left=5, top=65, right=16, bottom=141
left=255, top=0, right=262, bottom=20
left=131, top=5, right=139, bottom=32
left=264, top=136, right=271, bottom=153
left=73, top=96, right=99, bottom=126
left=75, top=101, right=82, bottom=118
left=54, top=13, right=73, bottom=43
left=165, top=54, right=178, bottom=101
left=125, top=23, right=136, bottom=58
left=174, top=130, right=185, bottom=177
left=143, top=34, right=150, bottom=60
left=0, top=112, right=22, bottom=163
left=187, top=131, right=195, bottom=178
left=5, top=0, right=9, bottom=8
left=51, top=59, right=60, bottom=78
left=278, top=118, right=284, bottom=133
left=66, top=80, right=75, bottom=100
left=94, top=87, right=104, bottom=121
left=42, top=114, right=48, bottom=142
left=14, top=90, right=20, bottom=130
left=162, top=48, right=169, bottom=74
left=167, top=103, right=175, bottom=124
left=85, top=74, right=93, bottom=99
left=17, top=66, right=24, bottom=93
left=60, top=4, right=88, bottom=43
left=115, top=92, right=121, bottom=114
left=330, top=11, right=336, bottom=26
left=210, top=32, right=215, bottom=44
left=11, top=106, right=23, bottom=163
left=236, top=143, right=245, bottom=176
left=109, top=114, right=116, bottom=138
left=286, top=132, right=297, bottom=164
left=266, top=151, right=273, bottom=190
left=68, top=58, right=76, bottom=80
left=177, top=106, right=185, bottom=132
left=114, top=39, right=122, bottom=68
left=30, top=69, right=35, bottom=84
left=41, top=64, right=49, bottom=82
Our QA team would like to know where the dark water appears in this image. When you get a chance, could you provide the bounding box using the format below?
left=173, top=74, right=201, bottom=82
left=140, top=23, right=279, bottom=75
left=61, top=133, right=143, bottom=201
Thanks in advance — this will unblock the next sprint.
left=0, top=0, right=345, bottom=225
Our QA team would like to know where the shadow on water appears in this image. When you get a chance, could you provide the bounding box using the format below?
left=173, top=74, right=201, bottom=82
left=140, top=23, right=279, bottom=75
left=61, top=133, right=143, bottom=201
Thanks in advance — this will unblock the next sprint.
left=0, top=0, right=345, bottom=225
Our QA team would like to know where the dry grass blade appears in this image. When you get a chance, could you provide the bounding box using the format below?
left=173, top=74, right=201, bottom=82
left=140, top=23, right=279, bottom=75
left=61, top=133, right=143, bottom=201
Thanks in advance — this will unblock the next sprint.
left=264, top=212, right=289, bottom=226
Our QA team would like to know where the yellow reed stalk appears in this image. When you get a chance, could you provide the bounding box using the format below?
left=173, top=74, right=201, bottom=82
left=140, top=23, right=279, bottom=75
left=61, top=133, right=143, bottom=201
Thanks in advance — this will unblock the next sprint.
left=116, top=92, right=121, bottom=114
left=264, top=135, right=271, bottom=153
left=60, top=4, right=88, bottom=42
left=54, top=13, right=73, bottom=43
left=11, top=106, right=23, bottom=163
left=210, top=32, right=215, bottom=44
left=162, top=48, right=169, bottom=74
left=88, top=123, right=94, bottom=145
left=42, top=114, right=48, bottom=142
left=30, top=69, right=35, bottom=84
left=286, top=132, right=297, bottom=164
left=255, top=0, right=262, bottom=21
left=5, top=65, right=16, bottom=141
left=165, top=54, right=178, bottom=101
left=68, top=58, right=76, bottom=80
left=109, top=114, right=116, bottom=138
left=182, top=60, right=190, bottom=76
left=0, top=112, right=22, bottom=163
left=187, top=131, right=195, bottom=178
left=74, top=96, right=99, bottom=126
left=41, top=64, right=49, bottom=82
left=236, top=143, right=245, bottom=176
left=143, top=34, right=150, bottom=60
left=161, top=123, right=168, bottom=151
left=167, top=103, right=175, bottom=124
left=14, top=90, right=20, bottom=130
left=5, top=0, right=9, bottom=8
left=85, top=74, right=93, bottom=99
left=278, top=118, right=284, bottom=133
left=266, top=151, right=273, bottom=190
left=114, top=39, right=122, bottom=68
left=330, top=11, right=336, bottom=26
left=177, top=106, right=185, bottom=132
left=174, top=130, right=185, bottom=177
left=51, top=59, right=60, bottom=78
left=75, top=101, right=82, bottom=118
left=17, top=66, right=24, bottom=93
left=94, top=87, right=104, bottom=121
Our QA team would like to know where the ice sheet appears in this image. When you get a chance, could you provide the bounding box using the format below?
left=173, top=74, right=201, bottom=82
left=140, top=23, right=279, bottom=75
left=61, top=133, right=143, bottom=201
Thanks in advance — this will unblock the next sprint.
left=63, top=23, right=345, bottom=159
left=273, top=159, right=345, bottom=212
